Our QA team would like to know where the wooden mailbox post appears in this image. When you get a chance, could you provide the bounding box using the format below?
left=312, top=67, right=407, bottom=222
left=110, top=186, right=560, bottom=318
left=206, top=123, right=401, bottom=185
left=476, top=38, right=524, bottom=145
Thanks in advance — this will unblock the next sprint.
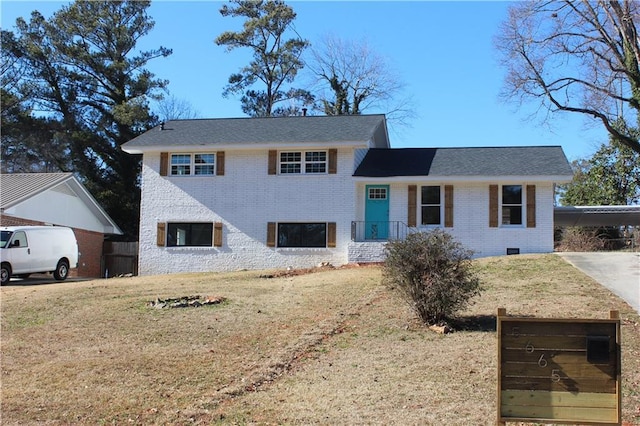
left=497, top=308, right=621, bottom=425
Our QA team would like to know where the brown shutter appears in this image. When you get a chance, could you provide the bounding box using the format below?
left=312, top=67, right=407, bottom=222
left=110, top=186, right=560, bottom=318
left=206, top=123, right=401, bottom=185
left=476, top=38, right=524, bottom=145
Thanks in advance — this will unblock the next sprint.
left=216, top=151, right=225, bottom=176
left=407, top=185, right=417, bottom=227
left=489, top=185, right=499, bottom=228
left=160, top=152, right=169, bottom=176
left=444, top=185, right=454, bottom=228
left=268, top=150, right=277, bottom=175
left=267, top=222, right=276, bottom=247
left=327, top=222, right=337, bottom=247
left=328, top=149, right=337, bottom=174
left=214, top=222, right=223, bottom=247
left=526, top=185, right=536, bottom=228
left=157, top=223, right=166, bottom=246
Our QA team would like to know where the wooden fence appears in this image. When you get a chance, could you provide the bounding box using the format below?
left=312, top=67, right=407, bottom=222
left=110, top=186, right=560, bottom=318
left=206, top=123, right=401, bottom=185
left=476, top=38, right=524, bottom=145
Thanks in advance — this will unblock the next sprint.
left=102, top=241, right=138, bottom=277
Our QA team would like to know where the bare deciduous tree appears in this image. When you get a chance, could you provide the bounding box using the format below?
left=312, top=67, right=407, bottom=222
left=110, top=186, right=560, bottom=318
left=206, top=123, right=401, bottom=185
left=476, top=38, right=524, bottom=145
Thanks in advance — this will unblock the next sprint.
left=306, top=35, right=414, bottom=126
left=155, top=95, right=200, bottom=122
left=496, top=0, right=640, bottom=154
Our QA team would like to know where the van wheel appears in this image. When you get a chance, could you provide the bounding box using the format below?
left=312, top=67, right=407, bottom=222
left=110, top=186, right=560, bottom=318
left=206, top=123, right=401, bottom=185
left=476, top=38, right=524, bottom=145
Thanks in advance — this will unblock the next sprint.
left=53, top=260, right=69, bottom=281
left=1, top=263, right=11, bottom=285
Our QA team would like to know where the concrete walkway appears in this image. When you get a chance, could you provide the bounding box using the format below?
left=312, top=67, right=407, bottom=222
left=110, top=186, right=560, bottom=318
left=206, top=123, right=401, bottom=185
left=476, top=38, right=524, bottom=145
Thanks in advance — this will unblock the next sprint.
left=556, top=252, right=640, bottom=315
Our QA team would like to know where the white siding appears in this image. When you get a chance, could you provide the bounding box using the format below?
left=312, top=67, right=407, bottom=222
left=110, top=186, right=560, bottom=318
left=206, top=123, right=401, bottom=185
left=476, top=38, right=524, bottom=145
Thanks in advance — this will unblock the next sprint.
left=3, top=184, right=106, bottom=232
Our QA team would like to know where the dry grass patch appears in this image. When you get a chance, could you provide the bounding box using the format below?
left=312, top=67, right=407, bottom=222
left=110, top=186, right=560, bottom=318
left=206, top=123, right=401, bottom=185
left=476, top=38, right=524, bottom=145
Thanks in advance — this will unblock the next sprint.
left=1, top=255, right=639, bottom=425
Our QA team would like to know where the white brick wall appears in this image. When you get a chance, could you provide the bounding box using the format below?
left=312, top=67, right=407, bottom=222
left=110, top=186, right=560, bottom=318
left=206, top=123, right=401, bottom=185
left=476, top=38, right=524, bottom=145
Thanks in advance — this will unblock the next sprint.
left=350, top=181, right=557, bottom=262
left=138, top=148, right=357, bottom=275
left=138, top=149, right=560, bottom=275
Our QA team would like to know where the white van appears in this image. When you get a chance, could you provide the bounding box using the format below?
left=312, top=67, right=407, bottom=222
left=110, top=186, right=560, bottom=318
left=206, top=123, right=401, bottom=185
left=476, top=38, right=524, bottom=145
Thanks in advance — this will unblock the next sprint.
left=0, top=226, right=79, bottom=285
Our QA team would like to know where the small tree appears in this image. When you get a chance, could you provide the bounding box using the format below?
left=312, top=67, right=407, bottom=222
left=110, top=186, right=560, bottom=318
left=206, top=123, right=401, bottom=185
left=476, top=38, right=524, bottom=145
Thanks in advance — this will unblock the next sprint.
left=383, top=229, right=481, bottom=326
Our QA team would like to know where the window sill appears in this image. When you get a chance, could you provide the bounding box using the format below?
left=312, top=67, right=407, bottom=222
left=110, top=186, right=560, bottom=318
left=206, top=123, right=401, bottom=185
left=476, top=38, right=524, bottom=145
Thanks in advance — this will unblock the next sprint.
left=275, top=247, right=331, bottom=252
left=165, top=246, right=216, bottom=250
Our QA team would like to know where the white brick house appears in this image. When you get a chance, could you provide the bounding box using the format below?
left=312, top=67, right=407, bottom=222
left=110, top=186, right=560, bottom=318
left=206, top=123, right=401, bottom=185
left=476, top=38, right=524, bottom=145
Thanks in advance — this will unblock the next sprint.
left=122, top=115, right=573, bottom=275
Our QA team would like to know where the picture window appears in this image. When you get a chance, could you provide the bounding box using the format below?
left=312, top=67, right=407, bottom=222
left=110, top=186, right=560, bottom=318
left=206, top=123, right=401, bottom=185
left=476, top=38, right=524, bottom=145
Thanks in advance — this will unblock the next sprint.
left=166, top=223, right=213, bottom=247
left=277, top=223, right=327, bottom=248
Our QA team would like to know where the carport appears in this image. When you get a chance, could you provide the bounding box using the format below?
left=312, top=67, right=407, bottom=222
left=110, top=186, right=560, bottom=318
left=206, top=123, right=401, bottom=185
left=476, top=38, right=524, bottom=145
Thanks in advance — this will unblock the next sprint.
left=555, top=205, right=640, bottom=227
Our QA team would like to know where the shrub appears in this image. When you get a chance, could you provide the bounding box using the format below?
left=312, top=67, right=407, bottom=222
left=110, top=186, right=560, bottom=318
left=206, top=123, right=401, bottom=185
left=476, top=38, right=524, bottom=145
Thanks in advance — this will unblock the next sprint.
left=383, top=229, right=481, bottom=326
left=555, top=227, right=607, bottom=252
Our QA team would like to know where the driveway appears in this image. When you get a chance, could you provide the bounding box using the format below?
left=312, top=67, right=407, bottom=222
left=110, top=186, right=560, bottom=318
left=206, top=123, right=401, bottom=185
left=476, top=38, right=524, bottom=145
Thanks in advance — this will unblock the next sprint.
left=557, top=252, right=640, bottom=315
left=4, top=273, right=89, bottom=286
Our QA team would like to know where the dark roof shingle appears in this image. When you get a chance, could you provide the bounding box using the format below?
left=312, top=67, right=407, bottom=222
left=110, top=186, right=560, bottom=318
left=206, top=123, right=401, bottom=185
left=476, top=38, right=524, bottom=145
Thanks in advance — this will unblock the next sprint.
left=353, top=147, right=573, bottom=177
left=122, top=115, right=389, bottom=151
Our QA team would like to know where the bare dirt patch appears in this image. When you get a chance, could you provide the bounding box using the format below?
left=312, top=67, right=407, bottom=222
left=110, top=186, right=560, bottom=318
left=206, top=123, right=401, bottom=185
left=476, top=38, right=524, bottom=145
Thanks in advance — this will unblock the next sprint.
left=1, top=254, right=639, bottom=425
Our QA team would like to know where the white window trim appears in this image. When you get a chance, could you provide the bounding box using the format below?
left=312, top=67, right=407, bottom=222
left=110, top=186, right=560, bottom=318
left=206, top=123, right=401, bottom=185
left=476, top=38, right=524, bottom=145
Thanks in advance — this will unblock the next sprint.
left=420, top=185, right=443, bottom=227
left=368, top=187, right=388, bottom=200
left=500, top=184, right=525, bottom=227
left=279, top=150, right=328, bottom=175
left=170, top=152, right=216, bottom=176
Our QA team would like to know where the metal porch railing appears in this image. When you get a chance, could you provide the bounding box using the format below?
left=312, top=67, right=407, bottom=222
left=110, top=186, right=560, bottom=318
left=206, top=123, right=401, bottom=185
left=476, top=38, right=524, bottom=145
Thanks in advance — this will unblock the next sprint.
left=350, top=221, right=412, bottom=242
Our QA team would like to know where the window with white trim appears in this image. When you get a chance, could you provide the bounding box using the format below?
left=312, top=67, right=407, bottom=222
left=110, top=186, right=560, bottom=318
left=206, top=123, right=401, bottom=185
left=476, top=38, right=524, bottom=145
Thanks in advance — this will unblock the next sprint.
left=279, top=151, right=327, bottom=174
left=501, top=185, right=523, bottom=225
left=421, top=185, right=441, bottom=225
left=170, top=153, right=215, bottom=176
left=368, top=187, right=387, bottom=200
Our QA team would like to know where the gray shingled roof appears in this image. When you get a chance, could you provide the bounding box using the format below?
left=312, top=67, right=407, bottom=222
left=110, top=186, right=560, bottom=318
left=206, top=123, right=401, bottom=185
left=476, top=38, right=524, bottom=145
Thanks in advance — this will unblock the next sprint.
left=122, top=114, right=389, bottom=151
left=353, top=147, right=573, bottom=177
left=0, top=172, right=74, bottom=208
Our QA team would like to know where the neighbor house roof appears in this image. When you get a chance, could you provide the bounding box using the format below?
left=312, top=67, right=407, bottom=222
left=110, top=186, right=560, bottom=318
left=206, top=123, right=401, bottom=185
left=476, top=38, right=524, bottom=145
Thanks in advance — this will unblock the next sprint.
left=121, top=115, right=390, bottom=153
left=0, top=173, right=122, bottom=234
left=353, top=147, right=573, bottom=179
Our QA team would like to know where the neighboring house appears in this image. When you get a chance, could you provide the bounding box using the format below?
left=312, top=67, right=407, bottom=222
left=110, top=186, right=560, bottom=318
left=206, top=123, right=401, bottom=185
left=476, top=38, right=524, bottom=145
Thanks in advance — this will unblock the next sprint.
left=0, top=173, right=123, bottom=277
left=121, top=115, right=574, bottom=276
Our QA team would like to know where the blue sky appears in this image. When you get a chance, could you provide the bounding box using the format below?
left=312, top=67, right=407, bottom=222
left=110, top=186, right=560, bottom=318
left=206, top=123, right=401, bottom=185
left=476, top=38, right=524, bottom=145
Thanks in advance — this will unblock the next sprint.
left=2, top=1, right=609, bottom=161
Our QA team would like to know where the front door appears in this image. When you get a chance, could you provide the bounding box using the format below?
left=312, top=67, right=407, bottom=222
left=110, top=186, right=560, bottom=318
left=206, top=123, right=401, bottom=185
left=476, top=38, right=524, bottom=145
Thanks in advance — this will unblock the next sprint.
left=365, top=185, right=389, bottom=240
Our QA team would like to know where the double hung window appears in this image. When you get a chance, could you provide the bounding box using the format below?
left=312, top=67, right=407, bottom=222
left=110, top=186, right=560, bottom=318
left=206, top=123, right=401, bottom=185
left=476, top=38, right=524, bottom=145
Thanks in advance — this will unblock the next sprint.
left=501, top=185, right=523, bottom=225
left=279, top=151, right=327, bottom=174
left=421, top=186, right=441, bottom=225
left=170, top=153, right=215, bottom=176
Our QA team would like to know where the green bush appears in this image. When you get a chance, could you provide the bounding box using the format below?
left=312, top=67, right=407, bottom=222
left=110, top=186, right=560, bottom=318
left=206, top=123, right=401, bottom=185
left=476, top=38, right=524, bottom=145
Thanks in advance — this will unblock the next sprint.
left=383, top=229, right=482, bottom=326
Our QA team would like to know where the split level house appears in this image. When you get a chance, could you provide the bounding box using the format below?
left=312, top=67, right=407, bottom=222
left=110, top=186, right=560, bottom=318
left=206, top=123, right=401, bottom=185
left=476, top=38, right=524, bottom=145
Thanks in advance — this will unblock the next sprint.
left=121, top=114, right=574, bottom=276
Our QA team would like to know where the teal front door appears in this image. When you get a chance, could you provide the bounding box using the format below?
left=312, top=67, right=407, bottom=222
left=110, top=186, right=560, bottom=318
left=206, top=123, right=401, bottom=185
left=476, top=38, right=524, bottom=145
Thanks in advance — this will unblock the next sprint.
left=365, top=185, right=389, bottom=240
